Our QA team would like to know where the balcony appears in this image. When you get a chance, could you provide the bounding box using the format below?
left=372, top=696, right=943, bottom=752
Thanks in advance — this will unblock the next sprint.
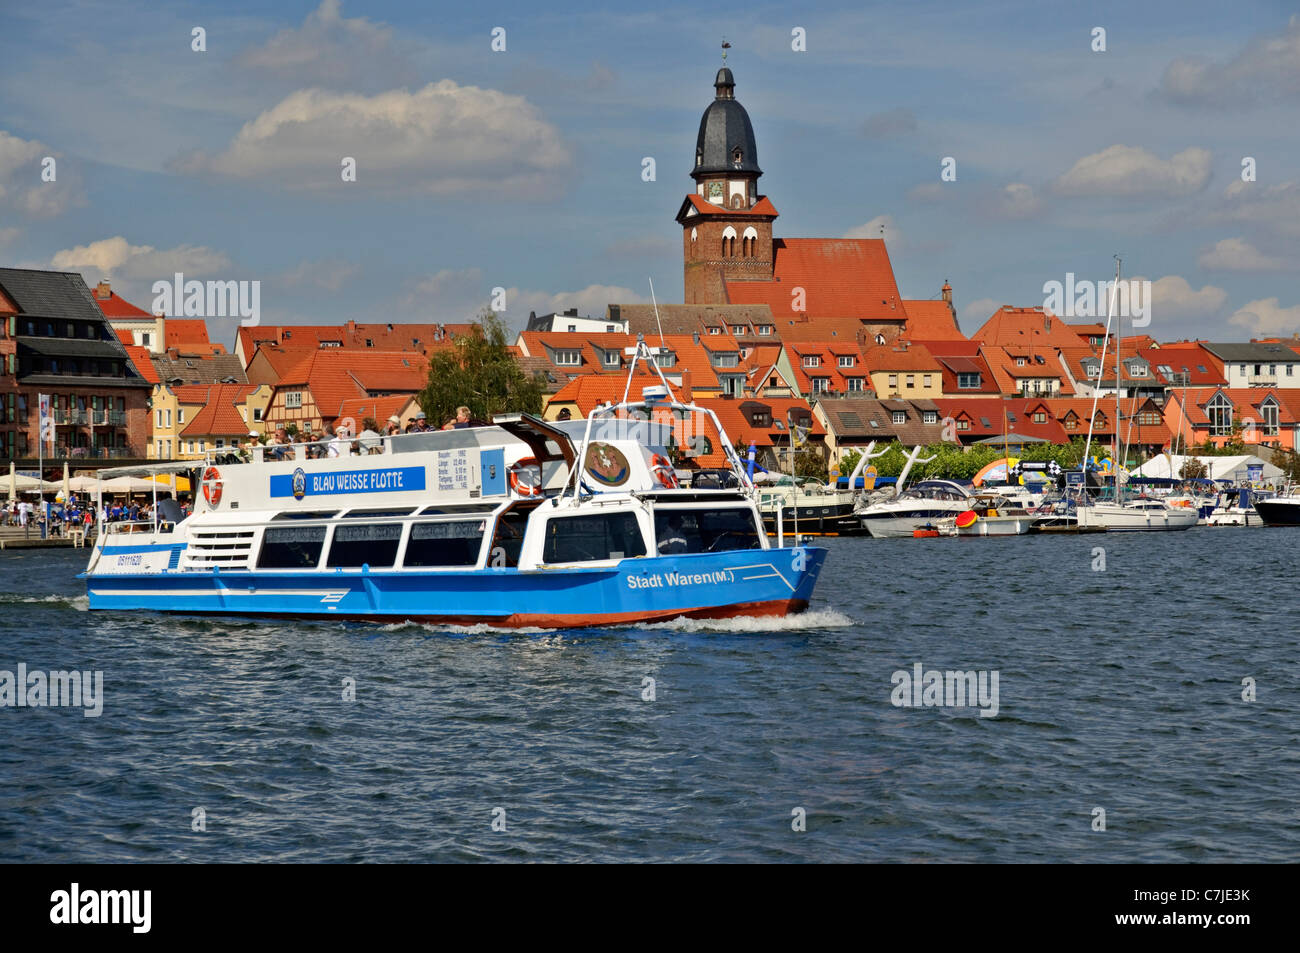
left=1247, top=377, right=1277, bottom=387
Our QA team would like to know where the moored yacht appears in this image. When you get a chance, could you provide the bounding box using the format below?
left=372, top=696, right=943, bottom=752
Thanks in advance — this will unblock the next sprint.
left=857, top=479, right=971, bottom=538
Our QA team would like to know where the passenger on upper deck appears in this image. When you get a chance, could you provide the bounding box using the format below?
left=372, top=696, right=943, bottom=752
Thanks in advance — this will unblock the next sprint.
left=385, top=415, right=402, bottom=436
left=443, top=406, right=472, bottom=430
left=268, top=426, right=292, bottom=460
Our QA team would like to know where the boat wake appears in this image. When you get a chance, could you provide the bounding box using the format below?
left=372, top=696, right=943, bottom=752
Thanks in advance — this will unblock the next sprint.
left=632, top=608, right=855, bottom=633
left=0, top=593, right=88, bottom=611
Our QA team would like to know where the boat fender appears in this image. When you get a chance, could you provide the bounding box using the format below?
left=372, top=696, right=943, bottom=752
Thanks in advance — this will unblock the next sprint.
left=649, top=453, right=679, bottom=489
left=201, top=466, right=223, bottom=507
left=508, top=457, right=542, bottom=497
left=955, top=510, right=978, bottom=529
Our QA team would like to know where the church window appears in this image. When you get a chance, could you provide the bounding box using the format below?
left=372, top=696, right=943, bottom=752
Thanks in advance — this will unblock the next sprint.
left=732, top=148, right=743, bottom=167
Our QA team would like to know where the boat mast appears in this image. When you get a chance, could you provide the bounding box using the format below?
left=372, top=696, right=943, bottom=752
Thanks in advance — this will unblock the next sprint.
left=1080, top=256, right=1122, bottom=497
left=1113, top=257, right=1122, bottom=502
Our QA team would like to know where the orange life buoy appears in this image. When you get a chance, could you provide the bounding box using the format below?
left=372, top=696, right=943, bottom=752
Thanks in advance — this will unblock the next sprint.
left=201, top=466, right=223, bottom=506
left=649, top=453, right=678, bottom=489
left=508, top=457, right=542, bottom=497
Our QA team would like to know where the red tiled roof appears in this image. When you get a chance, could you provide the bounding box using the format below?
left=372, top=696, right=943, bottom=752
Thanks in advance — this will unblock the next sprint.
left=1143, top=342, right=1225, bottom=385
left=861, top=343, right=941, bottom=374
left=698, top=396, right=823, bottom=466
left=783, top=342, right=871, bottom=396
left=680, top=194, right=779, bottom=218
left=122, top=345, right=160, bottom=384
left=274, top=350, right=430, bottom=419
left=334, top=395, right=416, bottom=428
left=179, top=384, right=257, bottom=437
left=724, top=238, right=905, bottom=322
left=935, top=397, right=1069, bottom=443
left=165, top=319, right=224, bottom=354
left=546, top=374, right=664, bottom=415
left=973, top=306, right=1084, bottom=351
left=239, top=322, right=473, bottom=361
left=92, top=290, right=152, bottom=319
left=1045, top=398, right=1116, bottom=439
left=903, top=300, right=965, bottom=341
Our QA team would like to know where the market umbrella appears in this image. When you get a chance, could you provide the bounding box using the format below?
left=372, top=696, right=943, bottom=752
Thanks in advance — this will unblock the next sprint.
left=68, top=476, right=101, bottom=493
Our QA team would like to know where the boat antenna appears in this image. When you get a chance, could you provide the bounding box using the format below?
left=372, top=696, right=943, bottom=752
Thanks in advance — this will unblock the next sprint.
left=648, top=278, right=667, bottom=354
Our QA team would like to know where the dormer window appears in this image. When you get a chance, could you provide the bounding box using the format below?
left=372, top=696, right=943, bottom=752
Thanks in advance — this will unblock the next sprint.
left=892, top=411, right=906, bottom=425
left=802, top=355, right=821, bottom=368
left=838, top=355, right=855, bottom=368
left=554, top=349, right=581, bottom=366
left=732, top=148, right=743, bottom=167
left=695, top=148, right=703, bottom=168
left=603, top=351, right=619, bottom=367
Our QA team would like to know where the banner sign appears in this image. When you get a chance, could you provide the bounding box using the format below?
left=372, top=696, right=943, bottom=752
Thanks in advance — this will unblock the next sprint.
left=270, top=466, right=426, bottom=499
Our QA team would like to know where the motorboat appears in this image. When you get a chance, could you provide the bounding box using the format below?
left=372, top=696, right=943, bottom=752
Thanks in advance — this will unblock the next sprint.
left=857, top=479, right=971, bottom=538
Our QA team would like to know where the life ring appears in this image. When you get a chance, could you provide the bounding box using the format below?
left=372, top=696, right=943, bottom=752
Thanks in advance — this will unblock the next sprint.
left=649, top=453, right=678, bottom=489
left=201, top=466, right=223, bottom=507
left=508, top=457, right=542, bottom=497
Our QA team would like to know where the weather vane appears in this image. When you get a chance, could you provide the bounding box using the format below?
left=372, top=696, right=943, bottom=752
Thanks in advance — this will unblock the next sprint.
left=721, top=39, right=730, bottom=63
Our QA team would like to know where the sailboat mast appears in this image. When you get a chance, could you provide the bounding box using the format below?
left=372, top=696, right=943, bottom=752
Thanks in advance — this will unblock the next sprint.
left=1113, top=257, right=1122, bottom=501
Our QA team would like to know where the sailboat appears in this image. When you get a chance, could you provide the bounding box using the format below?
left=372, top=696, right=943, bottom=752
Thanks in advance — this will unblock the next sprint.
left=1073, top=258, right=1196, bottom=532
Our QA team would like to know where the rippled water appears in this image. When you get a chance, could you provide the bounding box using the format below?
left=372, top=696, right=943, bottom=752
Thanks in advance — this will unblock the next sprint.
left=0, top=531, right=1296, bottom=862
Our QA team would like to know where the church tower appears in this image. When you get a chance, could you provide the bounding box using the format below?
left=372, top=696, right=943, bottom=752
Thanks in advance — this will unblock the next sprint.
left=676, top=68, right=778, bottom=304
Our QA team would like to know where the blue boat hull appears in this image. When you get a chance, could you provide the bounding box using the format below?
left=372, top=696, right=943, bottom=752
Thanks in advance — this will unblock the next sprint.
left=84, top=547, right=827, bottom=628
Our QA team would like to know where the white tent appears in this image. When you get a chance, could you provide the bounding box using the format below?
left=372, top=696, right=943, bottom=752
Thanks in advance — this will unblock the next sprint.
left=100, top=476, right=164, bottom=494
left=1133, top=454, right=1283, bottom=484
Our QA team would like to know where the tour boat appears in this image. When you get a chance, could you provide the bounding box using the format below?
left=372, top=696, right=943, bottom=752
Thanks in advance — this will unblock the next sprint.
left=81, top=343, right=827, bottom=628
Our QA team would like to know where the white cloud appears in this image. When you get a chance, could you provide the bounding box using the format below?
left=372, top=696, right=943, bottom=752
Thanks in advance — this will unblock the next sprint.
left=989, top=182, right=1044, bottom=220
left=1158, top=16, right=1300, bottom=108
left=172, top=82, right=572, bottom=196
left=1053, top=145, right=1211, bottom=198
left=1196, top=237, right=1288, bottom=272
left=0, top=130, right=83, bottom=218
left=506, top=285, right=646, bottom=322
left=1132, top=275, right=1229, bottom=322
left=236, top=0, right=416, bottom=90
left=844, top=214, right=901, bottom=243
left=1229, top=297, right=1300, bottom=336
left=959, top=298, right=1001, bottom=325
left=50, top=236, right=231, bottom=280
left=1214, top=180, right=1300, bottom=237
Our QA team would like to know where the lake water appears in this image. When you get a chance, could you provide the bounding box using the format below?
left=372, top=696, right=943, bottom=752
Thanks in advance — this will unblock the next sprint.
left=1, top=530, right=1296, bottom=862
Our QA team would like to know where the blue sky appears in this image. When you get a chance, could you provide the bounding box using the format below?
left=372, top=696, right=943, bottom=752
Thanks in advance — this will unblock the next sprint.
left=2, top=0, right=1298, bottom=348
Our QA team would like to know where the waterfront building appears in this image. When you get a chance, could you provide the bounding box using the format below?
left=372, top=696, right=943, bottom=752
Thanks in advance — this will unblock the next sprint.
left=0, top=268, right=151, bottom=466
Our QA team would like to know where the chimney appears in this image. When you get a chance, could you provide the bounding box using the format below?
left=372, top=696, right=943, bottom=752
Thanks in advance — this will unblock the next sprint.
left=680, top=367, right=693, bottom=402
left=95, top=279, right=112, bottom=300
left=346, top=320, right=356, bottom=334
left=167, top=347, right=180, bottom=360
left=153, top=315, right=165, bottom=355
left=276, top=328, right=285, bottom=346
left=693, top=331, right=700, bottom=345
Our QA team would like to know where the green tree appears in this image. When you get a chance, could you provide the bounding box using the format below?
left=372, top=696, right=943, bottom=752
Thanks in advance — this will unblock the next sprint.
left=1179, top=457, right=1209, bottom=480
left=418, top=310, right=544, bottom=425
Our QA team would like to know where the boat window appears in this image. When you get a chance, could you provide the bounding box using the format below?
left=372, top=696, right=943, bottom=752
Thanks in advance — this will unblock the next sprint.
left=404, top=520, right=486, bottom=568
left=257, top=525, right=327, bottom=569
left=271, top=510, right=338, bottom=521
left=326, top=523, right=402, bottom=568
left=488, top=507, right=533, bottom=567
left=654, top=507, right=762, bottom=554
left=542, top=512, right=647, bottom=564
left=342, top=507, right=416, bottom=519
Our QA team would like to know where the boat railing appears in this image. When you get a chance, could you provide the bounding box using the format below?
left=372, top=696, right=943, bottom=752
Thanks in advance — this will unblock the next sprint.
left=562, top=337, right=752, bottom=503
